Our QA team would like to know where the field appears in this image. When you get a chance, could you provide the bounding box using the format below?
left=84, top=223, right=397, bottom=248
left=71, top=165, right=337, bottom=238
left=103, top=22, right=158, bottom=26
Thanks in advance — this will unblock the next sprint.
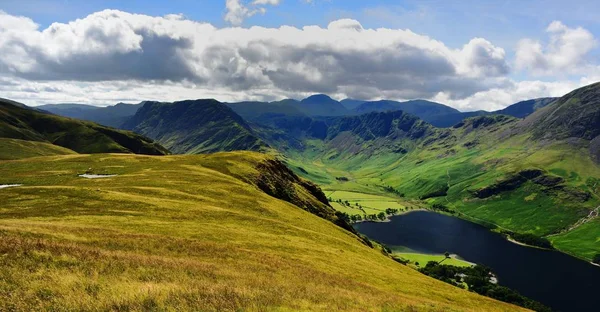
left=394, top=253, right=474, bottom=268
left=0, top=152, right=522, bottom=311
left=325, top=190, right=408, bottom=215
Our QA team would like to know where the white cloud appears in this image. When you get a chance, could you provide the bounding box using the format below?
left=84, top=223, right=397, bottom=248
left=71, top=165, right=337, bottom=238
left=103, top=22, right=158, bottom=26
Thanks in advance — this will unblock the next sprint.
left=515, top=21, right=597, bottom=76
left=252, top=0, right=281, bottom=5
left=0, top=9, right=513, bottom=107
left=224, top=0, right=280, bottom=26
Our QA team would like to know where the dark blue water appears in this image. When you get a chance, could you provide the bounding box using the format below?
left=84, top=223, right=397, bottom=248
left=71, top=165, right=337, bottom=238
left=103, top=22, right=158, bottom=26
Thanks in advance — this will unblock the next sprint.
left=354, top=211, right=600, bottom=312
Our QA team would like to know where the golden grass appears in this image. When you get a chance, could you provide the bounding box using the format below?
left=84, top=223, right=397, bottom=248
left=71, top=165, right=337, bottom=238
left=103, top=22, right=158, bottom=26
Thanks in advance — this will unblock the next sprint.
left=0, top=152, right=524, bottom=311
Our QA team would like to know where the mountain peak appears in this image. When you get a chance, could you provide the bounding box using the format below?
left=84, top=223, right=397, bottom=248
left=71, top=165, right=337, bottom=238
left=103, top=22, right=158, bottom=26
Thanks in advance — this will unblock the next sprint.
left=523, top=82, right=600, bottom=141
left=123, top=98, right=268, bottom=154
left=295, top=94, right=349, bottom=116
left=302, top=94, right=336, bottom=102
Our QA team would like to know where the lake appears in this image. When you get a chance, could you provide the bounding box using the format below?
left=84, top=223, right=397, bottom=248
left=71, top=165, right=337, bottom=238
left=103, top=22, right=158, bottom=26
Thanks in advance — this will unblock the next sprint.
left=354, top=211, right=600, bottom=312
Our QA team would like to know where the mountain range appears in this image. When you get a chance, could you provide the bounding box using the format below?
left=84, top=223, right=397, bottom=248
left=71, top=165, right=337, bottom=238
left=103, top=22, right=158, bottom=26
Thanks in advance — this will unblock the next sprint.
left=38, top=94, right=557, bottom=129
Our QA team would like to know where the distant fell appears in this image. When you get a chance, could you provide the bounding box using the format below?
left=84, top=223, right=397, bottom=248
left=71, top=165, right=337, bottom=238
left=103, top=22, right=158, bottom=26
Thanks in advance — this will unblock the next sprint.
left=0, top=99, right=169, bottom=155
left=123, top=99, right=268, bottom=154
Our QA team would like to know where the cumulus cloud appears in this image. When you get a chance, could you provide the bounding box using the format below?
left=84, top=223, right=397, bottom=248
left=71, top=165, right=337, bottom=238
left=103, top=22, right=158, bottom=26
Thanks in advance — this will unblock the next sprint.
left=515, top=21, right=597, bottom=75
left=0, top=9, right=512, bottom=106
left=224, top=0, right=280, bottom=26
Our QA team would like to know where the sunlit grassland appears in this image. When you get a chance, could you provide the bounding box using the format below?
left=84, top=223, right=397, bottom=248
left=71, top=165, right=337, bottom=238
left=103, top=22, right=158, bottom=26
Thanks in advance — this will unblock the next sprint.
left=0, top=152, right=521, bottom=311
left=325, top=190, right=408, bottom=215
left=0, top=138, right=76, bottom=160
left=393, top=253, right=473, bottom=269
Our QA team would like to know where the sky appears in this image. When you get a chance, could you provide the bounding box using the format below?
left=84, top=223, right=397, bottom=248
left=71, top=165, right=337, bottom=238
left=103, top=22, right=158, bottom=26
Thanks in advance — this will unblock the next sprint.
left=0, top=0, right=600, bottom=111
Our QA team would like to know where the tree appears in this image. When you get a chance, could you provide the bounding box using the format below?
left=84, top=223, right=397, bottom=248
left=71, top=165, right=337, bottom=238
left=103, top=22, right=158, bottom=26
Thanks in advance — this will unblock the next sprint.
left=439, top=252, right=451, bottom=264
left=377, top=212, right=386, bottom=221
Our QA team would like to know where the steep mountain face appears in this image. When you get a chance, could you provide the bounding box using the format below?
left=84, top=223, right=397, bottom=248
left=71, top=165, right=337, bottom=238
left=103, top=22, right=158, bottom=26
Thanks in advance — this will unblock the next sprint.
left=328, top=110, right=435, bottom=141
left=255, top=110, right=439, bottom=160
left=494, top=97, right=556, bottom=119
left=226, top=100, right=306, bottom=122
left=523, top=83, right=600, bottom=141
left=38, top=102, right=143, bottom=128
left=353, top=100, right=460, bottom=126
left=0, top=99, right=169, bottom=155
left=354, top=99, right=459, bottom=115
left=425, top=111, right=489, bottom=128
left=123, top=99, right=268, bottom=154
left=296, top=94, right=350, bottom=116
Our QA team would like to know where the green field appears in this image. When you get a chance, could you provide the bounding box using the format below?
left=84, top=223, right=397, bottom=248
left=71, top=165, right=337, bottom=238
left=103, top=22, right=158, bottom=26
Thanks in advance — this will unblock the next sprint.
left=325, top=190, right=408, bottom=215
left=394, top=253, right=474, bottom=268
left=0, top=152, right=521, bottom=311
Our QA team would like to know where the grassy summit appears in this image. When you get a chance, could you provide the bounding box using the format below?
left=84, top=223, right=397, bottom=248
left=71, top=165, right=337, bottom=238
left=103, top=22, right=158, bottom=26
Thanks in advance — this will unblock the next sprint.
left=0, top=152, right=522, bottom=311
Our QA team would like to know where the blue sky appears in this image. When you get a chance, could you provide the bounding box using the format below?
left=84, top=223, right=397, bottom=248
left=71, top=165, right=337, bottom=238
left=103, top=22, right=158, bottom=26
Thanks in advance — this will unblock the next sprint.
left=4, top=0, right=600, bottom=49
left=0, top=0, right=599, bottom=110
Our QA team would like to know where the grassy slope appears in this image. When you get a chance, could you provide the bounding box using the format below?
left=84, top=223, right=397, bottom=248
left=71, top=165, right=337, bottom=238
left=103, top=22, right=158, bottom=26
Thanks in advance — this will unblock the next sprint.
left=0, top=152, right=521, bottom=311
left=0, top=138, right=76, bottom=160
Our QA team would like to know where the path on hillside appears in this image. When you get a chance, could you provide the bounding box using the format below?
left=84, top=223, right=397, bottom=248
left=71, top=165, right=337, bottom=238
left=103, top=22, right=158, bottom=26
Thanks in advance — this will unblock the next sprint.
left=548, top=206, right=599, bottom=237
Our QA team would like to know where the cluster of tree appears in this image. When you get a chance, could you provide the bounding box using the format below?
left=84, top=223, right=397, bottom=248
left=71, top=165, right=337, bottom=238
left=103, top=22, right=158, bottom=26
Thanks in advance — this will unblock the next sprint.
left=335, top=176, right=349, bottom=181
left=593, top=254, right=600, bottom=265
left=337, top=208, right=401, bottom=224
left=501, top=231, right=554, bottom=249
left=419, top=262, right=551, bottom=312
left=349, top=214, right=363, bottom=222
left=385, top=208, right=399, bottom=215
left=419, top=186, right=449, bottom=200
left=381, top=185, right=405, bottom=197
left=431, top=203, right=454, bottom=213
left=365, top=213, right=388, bottom=221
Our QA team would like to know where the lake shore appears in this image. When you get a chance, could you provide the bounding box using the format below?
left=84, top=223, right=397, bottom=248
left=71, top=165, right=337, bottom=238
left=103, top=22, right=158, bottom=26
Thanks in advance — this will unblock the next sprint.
left=351, top=208, right=428, bottom=224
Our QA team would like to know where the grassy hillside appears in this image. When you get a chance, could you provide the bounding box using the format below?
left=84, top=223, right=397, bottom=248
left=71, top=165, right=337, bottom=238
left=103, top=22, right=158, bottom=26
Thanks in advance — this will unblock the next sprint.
left=0, top=99, right=169, bottom=156
left=0, top=152, right=522, bottom=311
left=123, top=100, right=268, bottom=154
left=0, top=138, right=76, bottom=160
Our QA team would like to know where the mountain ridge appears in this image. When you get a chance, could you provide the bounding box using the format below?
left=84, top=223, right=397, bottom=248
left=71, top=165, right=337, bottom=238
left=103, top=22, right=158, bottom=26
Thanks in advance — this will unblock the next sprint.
left=0, top=99, right=169, bottom=156
left=123, top=99, right=269, bottom=154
